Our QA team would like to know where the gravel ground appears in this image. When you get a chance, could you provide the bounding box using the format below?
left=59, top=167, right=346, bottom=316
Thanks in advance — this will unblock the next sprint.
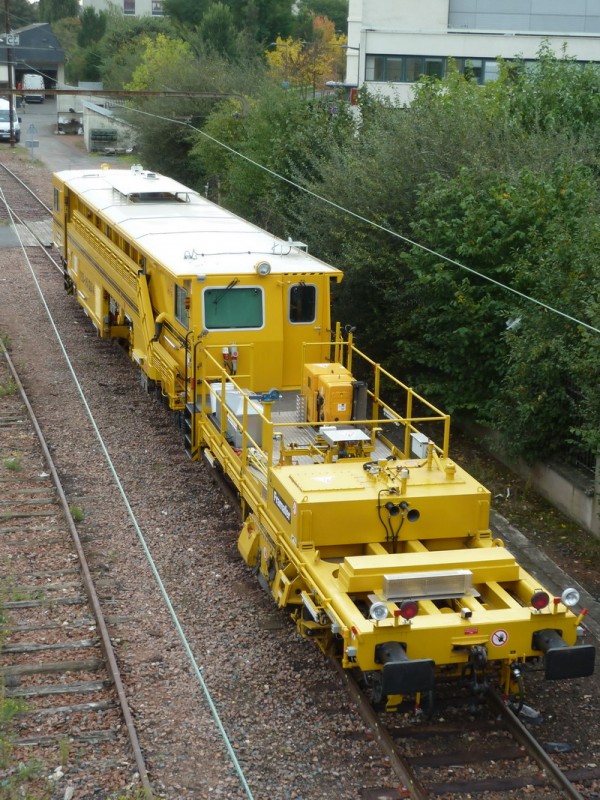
left=2, top=147, right=599, bottom=799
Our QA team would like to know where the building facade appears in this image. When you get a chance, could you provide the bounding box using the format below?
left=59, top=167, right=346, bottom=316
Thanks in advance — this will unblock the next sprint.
left=346, top=0, right=600, bottom=104
left=82, top=0, right=163, bottom=17
left=0, top=24, right=65, bottom=91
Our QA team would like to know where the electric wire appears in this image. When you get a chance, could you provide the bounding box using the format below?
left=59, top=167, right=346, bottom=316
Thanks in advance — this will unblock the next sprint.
left=0, top=184, right=255, bottom=800
left=121, top=104, right=600, bottom=336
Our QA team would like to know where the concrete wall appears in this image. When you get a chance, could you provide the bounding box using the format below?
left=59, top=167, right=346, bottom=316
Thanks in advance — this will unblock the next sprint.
left=522, top=460, right=599, bottom=538
left=465, top=423, right=599, bottom=538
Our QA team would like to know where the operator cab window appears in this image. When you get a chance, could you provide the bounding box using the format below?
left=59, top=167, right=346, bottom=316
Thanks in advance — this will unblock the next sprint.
left=175, top=284, right=189, bottom=327
left=204, top=284, right=263, bottom=330
left=289, top=283, right=316, bottom=324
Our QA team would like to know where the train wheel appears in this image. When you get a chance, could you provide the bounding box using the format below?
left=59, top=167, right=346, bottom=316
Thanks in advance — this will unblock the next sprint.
left=507, top=668, right=525, bottom=715
left=418, top=689, right=436, bottom=719
left=369, top=672, right=388, bottom=712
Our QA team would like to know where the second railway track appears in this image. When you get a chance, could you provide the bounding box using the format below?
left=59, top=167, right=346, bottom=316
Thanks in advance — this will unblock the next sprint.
left=0, top=344, right=151, bottom=798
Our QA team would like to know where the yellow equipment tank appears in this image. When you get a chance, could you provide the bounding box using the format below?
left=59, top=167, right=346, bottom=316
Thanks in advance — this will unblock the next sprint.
left=303, top=362, right=355, bottom=423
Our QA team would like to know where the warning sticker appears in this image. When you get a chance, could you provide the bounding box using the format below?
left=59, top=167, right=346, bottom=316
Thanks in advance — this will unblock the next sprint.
left=490, top=629, right=509, bottom=647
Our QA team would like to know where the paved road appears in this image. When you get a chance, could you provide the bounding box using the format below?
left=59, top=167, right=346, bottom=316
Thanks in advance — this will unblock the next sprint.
left=15, top=96, right=106, bottom=172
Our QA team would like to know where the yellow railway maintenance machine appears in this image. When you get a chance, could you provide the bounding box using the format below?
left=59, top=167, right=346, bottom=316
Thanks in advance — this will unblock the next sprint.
left=53, top=166, right=595, bottom=710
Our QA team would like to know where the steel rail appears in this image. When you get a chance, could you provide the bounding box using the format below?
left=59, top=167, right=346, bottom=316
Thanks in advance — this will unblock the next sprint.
left=487, top=688, right=585, bottom=800
left=330, top=659, right=429, bottom=800
left=0, top=341, right=154, bottom=798
left=0, top=162, right=53, bottom=215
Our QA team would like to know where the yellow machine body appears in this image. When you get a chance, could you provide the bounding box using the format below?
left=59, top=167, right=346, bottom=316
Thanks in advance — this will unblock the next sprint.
left=52, top=168, right=340, bottom=411
left=53, top=166, right=595, bottom=707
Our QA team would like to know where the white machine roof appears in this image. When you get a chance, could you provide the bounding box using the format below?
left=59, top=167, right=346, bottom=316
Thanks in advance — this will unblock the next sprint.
left=57, top=167, right=342, bottom=279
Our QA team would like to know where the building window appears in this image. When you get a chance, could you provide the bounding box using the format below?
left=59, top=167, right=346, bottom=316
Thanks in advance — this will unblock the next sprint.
left=203, top=286, right=263, bottom=330
left=483, top=61, right=500, bottom=84
left=405, top=56, right=422, bottom=82
left=365, top=54, right=510, bottom=85
left=175, top=284, right=189, bottom=327
left=365, top=56, right=385, bottom=81
left=124, top=0, right=134, bottom=14
left=289, top=284, right=316, bottom=324
left=424, top=57, right=443, bottom=78
left=152, top=0, right=163, bottom=15
left=386, top=57, right=403, bottom=82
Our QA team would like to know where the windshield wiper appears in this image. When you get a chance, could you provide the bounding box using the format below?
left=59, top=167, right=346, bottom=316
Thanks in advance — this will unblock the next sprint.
left=213, top=278, right=239, bottom=306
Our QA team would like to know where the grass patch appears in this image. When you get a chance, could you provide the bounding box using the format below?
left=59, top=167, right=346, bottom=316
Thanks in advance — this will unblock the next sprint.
left=0, top=379, right=17, bottom=398
left=3, top=455, right=22, bottom=472
left=69, top=505, right=85, bottom=523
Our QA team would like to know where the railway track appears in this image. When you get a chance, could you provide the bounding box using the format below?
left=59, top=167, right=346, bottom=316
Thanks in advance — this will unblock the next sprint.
left=335, top=662, right=600, bottom=799
left=0, top=342, right=151, bottom=797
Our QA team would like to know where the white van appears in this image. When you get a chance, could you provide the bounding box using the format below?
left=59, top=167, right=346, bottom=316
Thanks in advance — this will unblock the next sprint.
left=0, top=99, right=21, bottom=143
left=22, top=73, right=45, bottom=103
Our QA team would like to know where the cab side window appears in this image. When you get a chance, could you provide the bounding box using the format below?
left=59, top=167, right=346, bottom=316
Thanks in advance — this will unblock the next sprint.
left=289, top=283, right=316, bottom=324
left=175, top=284, right=189, bottom=327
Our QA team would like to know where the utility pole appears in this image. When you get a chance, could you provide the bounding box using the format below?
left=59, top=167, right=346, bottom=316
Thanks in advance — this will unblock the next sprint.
left=3, top=0, right=15, bottom=147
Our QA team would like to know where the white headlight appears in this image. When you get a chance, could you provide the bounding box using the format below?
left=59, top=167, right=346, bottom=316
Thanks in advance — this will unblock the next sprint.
left=561, top=588, right=580, bottom=607
left=369, top=601, right=389, bottom=621
left=255, top=260, right=271, bottom=276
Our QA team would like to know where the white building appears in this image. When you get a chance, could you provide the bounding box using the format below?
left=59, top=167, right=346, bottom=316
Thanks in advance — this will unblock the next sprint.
left=82, top=0, right=163, bottom=17
left=346, top=0, right=600, bottom=104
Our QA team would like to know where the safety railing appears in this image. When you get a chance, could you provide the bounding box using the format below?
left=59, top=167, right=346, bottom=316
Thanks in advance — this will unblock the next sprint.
left=197, top=337, right=451, bottom=476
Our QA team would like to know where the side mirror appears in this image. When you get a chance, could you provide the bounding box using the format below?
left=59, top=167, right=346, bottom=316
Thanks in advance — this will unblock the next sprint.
left=18, top=116, right=22, bottom=123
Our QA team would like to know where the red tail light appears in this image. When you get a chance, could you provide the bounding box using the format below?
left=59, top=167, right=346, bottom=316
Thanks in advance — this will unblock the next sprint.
left=399, top=600, right=419, bottom=620
left=531, top=590, right=550, bottom=610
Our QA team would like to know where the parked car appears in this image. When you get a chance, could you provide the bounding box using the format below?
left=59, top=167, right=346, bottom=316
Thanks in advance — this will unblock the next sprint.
left=22, top=73, right=45, bottom=103
left=0, top=98, right=21, bottom=142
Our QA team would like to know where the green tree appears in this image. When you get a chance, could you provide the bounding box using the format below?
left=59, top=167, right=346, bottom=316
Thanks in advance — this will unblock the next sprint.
left=95, top=14, right=173, bottom=88
left=507, top=43, right=600, bottom=135
left=123, top=32, right=262, bottom=184
left=38, top=0, right=78, bottom=24
left=77, top=7, right=107, bottom=48
left=195, top=81, right=354, bottom=231
left=5, top=0, right=38, bottom=28
left=199, top=2, right=237, bottom=57
left=162, top=0, right=211, bottom=28
left=230, top=0, right=294, bottom=42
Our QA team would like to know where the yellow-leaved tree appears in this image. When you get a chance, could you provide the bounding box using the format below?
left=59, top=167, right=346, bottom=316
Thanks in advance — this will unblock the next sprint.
left=266, top=17, right=347, bottom=97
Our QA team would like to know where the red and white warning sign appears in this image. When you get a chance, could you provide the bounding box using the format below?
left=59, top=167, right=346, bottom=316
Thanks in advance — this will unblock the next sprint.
left=490, top=629, right=509, bottom=647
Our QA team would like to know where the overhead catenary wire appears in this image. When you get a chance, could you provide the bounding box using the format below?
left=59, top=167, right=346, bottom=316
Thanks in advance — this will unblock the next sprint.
left=121, top=105, right=600, bottom=337
left=0, top=184, right=255, bottom=800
